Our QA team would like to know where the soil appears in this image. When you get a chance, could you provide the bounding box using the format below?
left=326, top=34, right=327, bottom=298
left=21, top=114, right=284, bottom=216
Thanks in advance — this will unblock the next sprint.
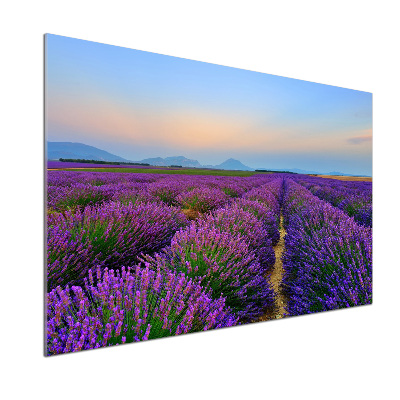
left=182, top=208, right=202, bottom=221
left=259, top=214, right=287, bottom=321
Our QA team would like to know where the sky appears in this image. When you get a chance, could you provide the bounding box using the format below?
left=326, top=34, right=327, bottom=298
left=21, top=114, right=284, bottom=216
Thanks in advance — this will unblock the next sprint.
left=45, top=34, right=372, bottom=175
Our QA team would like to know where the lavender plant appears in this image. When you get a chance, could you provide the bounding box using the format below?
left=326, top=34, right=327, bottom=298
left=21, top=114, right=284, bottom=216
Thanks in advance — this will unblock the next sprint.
left=47, top=184, right=115, bottom=212
left=47, top=265, right=237, bottom=355
left=294, top=176, right=372, bottom=227
left=203, top=205, right=275, bottom=270
left=142, top=222, right=276, bottom=321
left=177, top=187, right=229, bottom=213
left=146, top=181, right=191, bottom=206
left=47, top=201, right=188, bottom=290
left=243, top=185, right=280, bottom=216
left=234, top=198, right=280, bottom=245
left=281, top=180, right=372, bottom=315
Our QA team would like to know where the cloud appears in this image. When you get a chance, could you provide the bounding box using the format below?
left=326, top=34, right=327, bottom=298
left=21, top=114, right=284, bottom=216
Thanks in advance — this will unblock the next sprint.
left=347, top=135, right=372, bottom=145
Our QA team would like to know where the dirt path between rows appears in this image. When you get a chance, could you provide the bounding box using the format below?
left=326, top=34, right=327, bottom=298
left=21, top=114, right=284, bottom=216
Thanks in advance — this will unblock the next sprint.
left=259, top=214, right=287, bottom=321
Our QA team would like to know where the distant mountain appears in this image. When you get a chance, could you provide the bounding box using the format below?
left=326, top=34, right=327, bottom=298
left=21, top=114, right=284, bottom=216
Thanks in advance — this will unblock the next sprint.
left=139, top=157, right=166, bottom=166
left=140, top=156, right=203, bottom=168
left=214, top=158, right=254, bottom=171
left=141, top=156, right=203, bottom=168
left=164, top=156, right=203, bottom=168
left=47, top=142, right=362, bottom=175
left=48, top=142, right=130, bottom=162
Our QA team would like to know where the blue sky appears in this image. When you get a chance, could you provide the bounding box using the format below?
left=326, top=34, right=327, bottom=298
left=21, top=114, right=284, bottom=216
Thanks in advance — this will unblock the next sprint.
left=46, top=34, right=372, bottom=175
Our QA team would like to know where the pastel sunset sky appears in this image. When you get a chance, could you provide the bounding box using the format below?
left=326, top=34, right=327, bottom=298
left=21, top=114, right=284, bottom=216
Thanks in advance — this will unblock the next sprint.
left=45, top=34, right=372, bottom=175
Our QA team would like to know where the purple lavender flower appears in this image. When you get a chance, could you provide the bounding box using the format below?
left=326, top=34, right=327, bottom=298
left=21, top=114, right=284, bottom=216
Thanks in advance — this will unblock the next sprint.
left=47, top=265, right=237, bottom=355
left=294, top=175, right=372, bottom=227
left=142, top=221, right=276, bottom=321
left=203, top=204, right=275, bottom=271
left=47, top=201, right=188, bottom=290
left=281, top=179, right=372, bottom=316
left=177, top=186, right=229, bottom=213
left=234, top=198, right=280, bottom=245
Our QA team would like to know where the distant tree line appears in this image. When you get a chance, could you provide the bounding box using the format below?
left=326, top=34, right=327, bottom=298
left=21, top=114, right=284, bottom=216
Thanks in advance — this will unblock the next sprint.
left=59, top=158, right=150, bottom=166
left=255, top=169, right=296, bottom=174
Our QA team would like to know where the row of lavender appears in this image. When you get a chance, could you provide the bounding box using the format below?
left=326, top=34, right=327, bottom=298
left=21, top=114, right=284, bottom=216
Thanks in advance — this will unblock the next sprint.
left=293, top=176, right=372, bottom=227
left=48, top=171, right=269, bottom=212
left=47, top=171, right=278, bottom=289
left=281, top=179, right=372, bottom=316
left=47, top=171, right=372, bottom=354
left=140, top=177, right=285, bottom=321
left=47, top=172, right=282, bottom=354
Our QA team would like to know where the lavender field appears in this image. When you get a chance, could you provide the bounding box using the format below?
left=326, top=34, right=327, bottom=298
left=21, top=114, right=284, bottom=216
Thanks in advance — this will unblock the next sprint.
left=46, top=170, right=372, bottom=355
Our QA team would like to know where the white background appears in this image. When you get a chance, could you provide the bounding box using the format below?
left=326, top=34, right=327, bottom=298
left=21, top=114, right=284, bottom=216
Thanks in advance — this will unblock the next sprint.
left=1, top=1, right=399, bottom=399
